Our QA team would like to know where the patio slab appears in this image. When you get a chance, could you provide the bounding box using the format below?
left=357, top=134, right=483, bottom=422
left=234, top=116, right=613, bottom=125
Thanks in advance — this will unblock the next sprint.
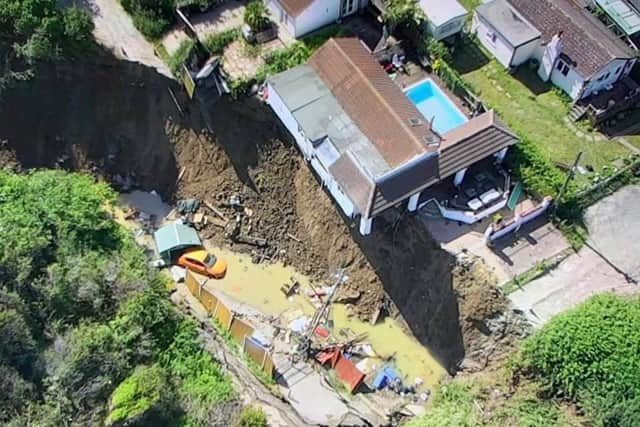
left=422, top=201, right=570, bottom=285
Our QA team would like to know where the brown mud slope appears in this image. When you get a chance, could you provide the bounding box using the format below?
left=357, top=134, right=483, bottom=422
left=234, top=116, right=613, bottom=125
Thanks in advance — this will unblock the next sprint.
left=0, top=51, right=521, bottom=373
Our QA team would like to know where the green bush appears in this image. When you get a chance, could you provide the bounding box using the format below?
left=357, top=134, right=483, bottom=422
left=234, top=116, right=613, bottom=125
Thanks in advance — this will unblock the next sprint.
left=236, top=406, right=268, bottom=427
left=203, top=28, right=239, bottom=54
left=520, top=294, right=640, bottom=425
left=120, top=0, right=175, bottom=40
left=168, top=38, right=196, bottom=77
left=107, top=364, right=171, bottom=424
left=244, top=1, right=270, bottom=33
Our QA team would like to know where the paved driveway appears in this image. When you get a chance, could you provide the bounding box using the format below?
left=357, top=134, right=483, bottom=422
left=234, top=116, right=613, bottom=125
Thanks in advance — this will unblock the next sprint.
left=64, top=0, right=171, bottom=77
left=509, top=185, right=640, bottom=326
left=584, top=185, right=640, bottom=282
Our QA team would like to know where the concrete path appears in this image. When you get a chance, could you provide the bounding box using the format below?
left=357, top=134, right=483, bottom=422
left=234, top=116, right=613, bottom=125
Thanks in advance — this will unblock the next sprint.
left=64, top=0, right=171, bottom=77
left=509, top=246, right=637, bottom=326
left=584, top=185, right=640, bottom=282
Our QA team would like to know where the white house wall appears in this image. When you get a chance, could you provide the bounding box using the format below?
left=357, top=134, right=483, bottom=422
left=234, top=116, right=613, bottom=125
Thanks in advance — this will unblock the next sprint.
left=582, top=58, right=633, bottom=98
left=472, top=14, right=516, bottom=68
left=267, top=82, right=356, bottom=217
left=550, top=65, right=585, bottom=100
left=267, top=83, right=314, bottom=158
left=294, top=0, right=341, bottom=37
left=511, top=37, right=540, bottom=67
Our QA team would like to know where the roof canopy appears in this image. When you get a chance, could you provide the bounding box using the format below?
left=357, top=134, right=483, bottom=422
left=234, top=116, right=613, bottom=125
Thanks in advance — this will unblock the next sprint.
left=419, top=0, right=468, bottom=26
left=595, top=0, right=640, bottom=35
left=476, top=0, right=541, bottom=48
left=154, top=222, right=202, bottom=258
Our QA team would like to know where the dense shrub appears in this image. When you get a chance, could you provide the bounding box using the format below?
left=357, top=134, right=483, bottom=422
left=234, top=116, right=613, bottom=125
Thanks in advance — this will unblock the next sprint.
left=236, top=406, right=268, bottom=427
left=520, top=294, right=640, bottom=425
left=0, top=170, right=236, bottom=425
left=120, top=0, right=175, bottom=40
left=243, top=1, right=270, bottom=33
left=168, top=38, right=196, bottom=77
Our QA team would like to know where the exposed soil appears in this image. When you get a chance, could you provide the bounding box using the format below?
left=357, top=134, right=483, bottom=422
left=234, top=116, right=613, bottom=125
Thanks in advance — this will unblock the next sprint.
left=0, top=50, right=525, bottom=373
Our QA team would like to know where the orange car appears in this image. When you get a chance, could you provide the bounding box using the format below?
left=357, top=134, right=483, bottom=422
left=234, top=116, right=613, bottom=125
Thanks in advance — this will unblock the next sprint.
left=177, top=249, right=227, bottom=279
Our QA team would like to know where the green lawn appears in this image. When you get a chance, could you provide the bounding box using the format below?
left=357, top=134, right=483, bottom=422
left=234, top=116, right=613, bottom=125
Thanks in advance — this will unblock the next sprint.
left=451, top=43, right=632, bottom=173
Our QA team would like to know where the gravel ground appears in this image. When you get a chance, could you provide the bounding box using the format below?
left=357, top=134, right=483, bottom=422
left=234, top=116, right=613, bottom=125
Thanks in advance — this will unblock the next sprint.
left=63, top=0, right=171, bottom=77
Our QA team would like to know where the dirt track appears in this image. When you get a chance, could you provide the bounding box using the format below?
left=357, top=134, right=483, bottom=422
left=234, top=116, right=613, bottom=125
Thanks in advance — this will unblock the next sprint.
left=0, top=49, right=523, bottom=373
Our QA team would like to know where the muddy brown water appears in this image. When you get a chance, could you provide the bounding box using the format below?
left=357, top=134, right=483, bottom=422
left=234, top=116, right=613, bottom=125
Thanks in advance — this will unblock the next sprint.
left=204, top=247, right=446, bottom=389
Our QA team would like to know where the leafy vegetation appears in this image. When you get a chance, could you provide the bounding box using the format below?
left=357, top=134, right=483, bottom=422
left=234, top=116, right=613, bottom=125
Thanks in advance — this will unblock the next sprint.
left=405, top=378, right=572, bottom=427
left=518, top=294, right=640, bottom=426
left=169, top=38, right=197, bottom=77
left=382, top=0, right=425, bottom=35
left=243, top=1, right=270, bottom=33
left=0, top=170, right=237, bottom=426
left=0, top=0, right=94, bottom=93
left=120, top=0, right=176, bottom=40
left=236, top=406, right=268, bottom=427
left=202, top=27, right=240, bottom=55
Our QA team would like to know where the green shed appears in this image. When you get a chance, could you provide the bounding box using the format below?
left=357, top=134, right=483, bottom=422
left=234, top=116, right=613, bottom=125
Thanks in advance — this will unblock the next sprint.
left=154, top=222, right=202, bottom=264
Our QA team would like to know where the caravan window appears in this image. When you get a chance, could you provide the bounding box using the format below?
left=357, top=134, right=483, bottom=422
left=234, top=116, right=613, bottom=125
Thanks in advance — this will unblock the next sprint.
left=556, top=60, right=570, bottom=76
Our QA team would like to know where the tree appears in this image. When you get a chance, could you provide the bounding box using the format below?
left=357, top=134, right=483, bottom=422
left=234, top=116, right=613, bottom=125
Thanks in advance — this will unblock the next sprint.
left=1, top=0, right=94, bottom=92
left=244, top=1, right=270, bottom=33
left=382, top=0, right=425, bottom=36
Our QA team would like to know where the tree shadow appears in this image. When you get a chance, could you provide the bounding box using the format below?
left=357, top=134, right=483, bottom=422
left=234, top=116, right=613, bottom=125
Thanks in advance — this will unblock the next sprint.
left=450, top=41, right=490, bottom=75
left=512, top=66, right=552, bottom=96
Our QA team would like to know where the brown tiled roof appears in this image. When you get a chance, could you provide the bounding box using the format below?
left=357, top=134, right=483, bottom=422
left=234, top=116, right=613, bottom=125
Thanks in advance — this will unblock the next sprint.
left=439, top=111, right=518, bottom=178
left=508, top=0, right=635, bottom=77
left=308, top=37, right=438, bottom=169
left=329, top=153, right=375, bottom=215
left=277, top=0, right=314, bottom=17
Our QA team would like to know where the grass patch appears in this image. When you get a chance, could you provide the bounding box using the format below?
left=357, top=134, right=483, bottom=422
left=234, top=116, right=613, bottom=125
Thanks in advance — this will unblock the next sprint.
left=451, top=43, right=632, bottom=176
left=168, top=38, right=196, bottom=77
left=503, top=249, right=573, bottom=294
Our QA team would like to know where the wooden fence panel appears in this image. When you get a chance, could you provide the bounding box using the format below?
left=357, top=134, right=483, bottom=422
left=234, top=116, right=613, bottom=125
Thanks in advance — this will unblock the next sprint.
left=244, top=336, right=267, bottom=369
left=184, top=269, right=201, bottom=297
left=199, top=287, right=219, bottom=313
left=229, top=318, right=254, bottom=344
left=214, top=301, right=233, bottom=329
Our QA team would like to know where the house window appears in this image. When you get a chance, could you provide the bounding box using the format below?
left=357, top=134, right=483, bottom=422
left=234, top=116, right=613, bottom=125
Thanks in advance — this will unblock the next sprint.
left=486, top=31, right=497, bottom=44
left=341, top=0, right=356, bottom=16
left=556, top=60, right=570, bottom=76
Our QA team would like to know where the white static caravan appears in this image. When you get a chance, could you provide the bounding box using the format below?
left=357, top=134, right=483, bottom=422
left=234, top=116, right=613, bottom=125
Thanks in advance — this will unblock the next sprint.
left=419, top=0, right=468, bottom=40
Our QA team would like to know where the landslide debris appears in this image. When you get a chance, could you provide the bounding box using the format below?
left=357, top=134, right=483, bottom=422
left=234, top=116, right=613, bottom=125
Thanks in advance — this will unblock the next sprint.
left=0, top=50, right=524, bottom=373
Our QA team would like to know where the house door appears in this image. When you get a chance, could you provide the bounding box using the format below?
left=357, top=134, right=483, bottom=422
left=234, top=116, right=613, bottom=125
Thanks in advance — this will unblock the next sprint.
left=341, top=0, right=358, bottom=17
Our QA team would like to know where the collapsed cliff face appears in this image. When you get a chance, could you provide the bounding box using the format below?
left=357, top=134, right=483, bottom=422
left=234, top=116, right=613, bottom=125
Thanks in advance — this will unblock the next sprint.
left=0, top=49, right=517, bottom=374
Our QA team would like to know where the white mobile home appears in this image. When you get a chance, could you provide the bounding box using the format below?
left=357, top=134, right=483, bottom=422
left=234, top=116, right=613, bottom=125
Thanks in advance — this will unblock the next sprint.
left=473, top=0, right=637, bottom=101
left=419, top=0, right=468, bottom=40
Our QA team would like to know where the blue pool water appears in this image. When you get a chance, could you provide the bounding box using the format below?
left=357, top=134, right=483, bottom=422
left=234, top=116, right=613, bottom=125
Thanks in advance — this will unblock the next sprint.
left=404, top=79, right=467, bottom=134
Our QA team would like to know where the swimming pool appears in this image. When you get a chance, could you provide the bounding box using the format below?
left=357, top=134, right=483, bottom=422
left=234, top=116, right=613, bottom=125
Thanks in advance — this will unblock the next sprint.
left=404, top=79, right=467, bottom=134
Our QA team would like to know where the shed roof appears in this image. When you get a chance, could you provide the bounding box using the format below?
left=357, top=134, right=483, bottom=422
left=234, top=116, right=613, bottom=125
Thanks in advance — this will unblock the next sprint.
left=154, top=222, right=202, bottom=256
left=595, top=0, right=640, bottom=35
left=439, top=111, right=518, bottom=178
left=419, top=0, right=468, bottom=26
left=476, top=0, right=541, bottom=48
left=277, top=0, right=314, bottom=17
left=508, top=0, right=635, bottom=77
